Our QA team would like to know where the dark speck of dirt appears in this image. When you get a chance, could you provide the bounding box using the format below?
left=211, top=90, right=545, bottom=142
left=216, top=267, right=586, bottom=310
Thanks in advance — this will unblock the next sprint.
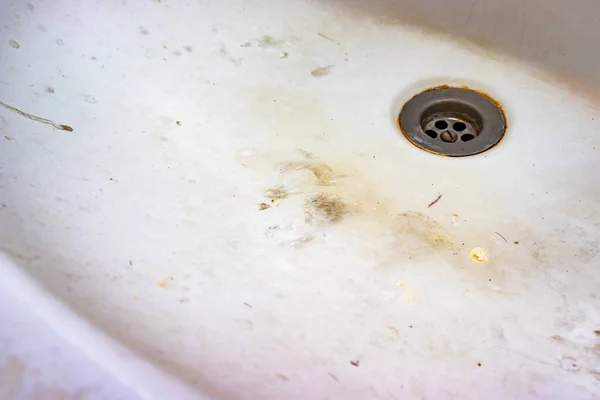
left=311, top=65, right=332, bottom=77
left=594, top=330, right=600, bottom=336
left=350, top=360, right=360, bottom=367
left=259, top=203, right=270, bottom=211
left=243, top=302, right=252, bottom=308
left=477, top=363, right=482, bottom=367
left=513, top=241, right=519, bottom=244
left=8, top=39, right=20, bottom=49
left=138, top=26, right=149, bottom=35
left=183, top=45, right=193, bottom=53
left=59, top=125, right=73, bottom=132
left=176, top=120, right=182, bottom=126
left=55, top=38, right=64, bottom=46
left=45, top=86, right=55, bottom=93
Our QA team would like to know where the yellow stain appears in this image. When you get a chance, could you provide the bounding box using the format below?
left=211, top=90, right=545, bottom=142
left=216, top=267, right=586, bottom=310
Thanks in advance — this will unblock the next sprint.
left=469, top=247, right=489, bottom=263
left=156, top=279, right=168, bottom=288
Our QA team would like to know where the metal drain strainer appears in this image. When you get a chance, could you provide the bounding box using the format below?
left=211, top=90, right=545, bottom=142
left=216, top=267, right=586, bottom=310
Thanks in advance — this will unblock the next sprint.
left=398, top=86, right=506, bottom=156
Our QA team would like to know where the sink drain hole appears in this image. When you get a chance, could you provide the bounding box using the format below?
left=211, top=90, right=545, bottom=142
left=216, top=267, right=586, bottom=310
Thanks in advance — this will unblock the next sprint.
left=398, top=86, right=506, bottom=157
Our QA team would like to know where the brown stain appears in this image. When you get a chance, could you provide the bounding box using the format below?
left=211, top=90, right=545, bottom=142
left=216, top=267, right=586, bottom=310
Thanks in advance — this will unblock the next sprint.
left=305, top=193, right=350, bottom=224
left=397, top=85, right=508, bottom=157
left=59, top=125, right=73, bottom=132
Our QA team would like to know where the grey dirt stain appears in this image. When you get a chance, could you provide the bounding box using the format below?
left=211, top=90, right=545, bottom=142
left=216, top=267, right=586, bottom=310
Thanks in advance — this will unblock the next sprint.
left=55, top=38, right=64, bottom=46
left=256, top=35, right=285, bottom=48
left=8, top=40, right=20, bottom=49
left=45, top=86, right=55, bottom=94
left=219, top=45, right=242, bottom=67
left=311, top=65, right=333, bottom=78
left=138, top=26, right=149, bottom=35
left=84, top=95, right=97, bottom=104
left=183, top=45, right=193, bottom=53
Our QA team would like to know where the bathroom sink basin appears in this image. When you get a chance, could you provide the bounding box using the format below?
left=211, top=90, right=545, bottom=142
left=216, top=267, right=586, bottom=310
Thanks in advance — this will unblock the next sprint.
left=1, top=1, right=599, bottom=399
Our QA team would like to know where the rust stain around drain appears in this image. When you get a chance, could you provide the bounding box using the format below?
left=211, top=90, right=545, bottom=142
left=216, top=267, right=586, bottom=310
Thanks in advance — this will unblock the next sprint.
left=397, top=84, right=507, bottom=157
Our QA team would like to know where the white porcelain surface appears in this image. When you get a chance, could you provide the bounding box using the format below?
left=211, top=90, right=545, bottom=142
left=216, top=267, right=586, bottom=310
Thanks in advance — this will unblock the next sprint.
left=1, top=1, right=599, bottom=399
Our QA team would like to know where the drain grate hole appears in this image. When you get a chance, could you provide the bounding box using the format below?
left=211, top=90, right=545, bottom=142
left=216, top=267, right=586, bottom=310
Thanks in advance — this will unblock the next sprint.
left=425, top=130, right=437, bottom=139
left=461, top=133, right=475, bottom=142
left=440, top=131, right=458, bottom=143
left=453, top=122, right=467, bottom=132
left=435, top=120, right=448, bottom=130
